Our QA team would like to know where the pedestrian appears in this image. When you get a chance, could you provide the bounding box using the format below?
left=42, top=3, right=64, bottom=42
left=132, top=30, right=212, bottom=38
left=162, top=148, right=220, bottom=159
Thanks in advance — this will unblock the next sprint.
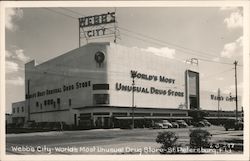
left=151, top=120, right=155, bottom=127
left=60, top=121, right=63, bottom=132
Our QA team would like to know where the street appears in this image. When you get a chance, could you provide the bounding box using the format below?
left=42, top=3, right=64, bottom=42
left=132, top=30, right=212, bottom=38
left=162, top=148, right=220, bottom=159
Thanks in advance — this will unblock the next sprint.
left=6, top=126, right=243, bottom=155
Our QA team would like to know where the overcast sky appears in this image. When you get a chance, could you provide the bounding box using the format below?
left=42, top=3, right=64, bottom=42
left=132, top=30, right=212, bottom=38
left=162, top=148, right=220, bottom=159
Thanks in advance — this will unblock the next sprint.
left=5, top=6, right=244, bottom=113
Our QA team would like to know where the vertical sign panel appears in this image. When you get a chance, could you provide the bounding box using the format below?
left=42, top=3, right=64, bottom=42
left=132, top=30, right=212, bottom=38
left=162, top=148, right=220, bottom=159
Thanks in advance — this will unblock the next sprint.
left=186, top=70, right=200, bottom=109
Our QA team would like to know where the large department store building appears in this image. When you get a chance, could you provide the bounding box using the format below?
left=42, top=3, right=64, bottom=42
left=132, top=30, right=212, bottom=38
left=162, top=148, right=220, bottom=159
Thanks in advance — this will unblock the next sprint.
left=11, top=42, right=242, bottom=128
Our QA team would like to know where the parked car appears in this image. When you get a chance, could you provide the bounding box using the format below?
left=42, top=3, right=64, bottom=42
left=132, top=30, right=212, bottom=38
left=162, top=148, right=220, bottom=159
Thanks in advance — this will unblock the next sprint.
left=153, top=120, right=172, bottom=129
left=202, top=119, right=211, bottom=127
left=162, top=120, right=173, bottom=128
left=198, top=121, right=206, bottom=127
left=176, top=120, right=188, bottom=128
left=171, top=122, right=179, bottom=128
left=223, top=119, right=243, bottom=131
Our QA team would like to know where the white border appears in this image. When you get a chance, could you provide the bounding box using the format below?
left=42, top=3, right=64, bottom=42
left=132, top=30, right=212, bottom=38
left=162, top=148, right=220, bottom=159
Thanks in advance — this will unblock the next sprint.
left=0, top=1, right=249, bottom=161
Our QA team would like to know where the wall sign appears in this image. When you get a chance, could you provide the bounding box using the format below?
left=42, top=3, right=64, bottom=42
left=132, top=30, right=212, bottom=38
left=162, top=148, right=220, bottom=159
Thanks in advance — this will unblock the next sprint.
left=114, top=70, right=183, bottom=97
left=210, top=94, right=236, bottom=102
left=26, top=81, right=91, bottom=99
left=130, top=70, right=176, bottom=84
left=115, top=83, right=184, bottom=97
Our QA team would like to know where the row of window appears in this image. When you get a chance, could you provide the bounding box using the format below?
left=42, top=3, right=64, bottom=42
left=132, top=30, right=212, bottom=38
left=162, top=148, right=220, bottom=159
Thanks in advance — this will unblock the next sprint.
left=29, top=94, right=109, bottom=111
left=35, top=98, right=72, bottom=110
left=12, top=106, right=24, bottom=114
left=33, top=93, right=109, bottom=109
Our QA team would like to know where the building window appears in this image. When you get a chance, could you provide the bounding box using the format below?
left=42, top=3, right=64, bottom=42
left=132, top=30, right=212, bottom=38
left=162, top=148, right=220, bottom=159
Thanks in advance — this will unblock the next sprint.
left=53, top=102, right=56, bottom=108
left=93, top=84, right=109, bottom=90
left=172, top=113, right=187, bottom=117
left=44, top=100, right=47, bottom=106
left=153, top=113, right=171, bottom=117
left=93, top=94, right=109, bottom=105
left=69, top=99, right=71, bottom=106
left=40, top=104, right=42, bottom=110
left=17, top=107, right=19, bottom=113
left=36, top=102, right=39, bottom=107
left=113, top=112, right=127, bottom=117
left=21, top=106, right=24, bottom=112
left=13, top=108, right=15, bottom=113
left=48, top=99, right=53, bottom=105
left=57, top=98, right=60, bottom=104
left=129, top=113, right=151, bottom=117
left=186, top=70, right=200, bottom=110
left=79, top=113, right=91, bottom=120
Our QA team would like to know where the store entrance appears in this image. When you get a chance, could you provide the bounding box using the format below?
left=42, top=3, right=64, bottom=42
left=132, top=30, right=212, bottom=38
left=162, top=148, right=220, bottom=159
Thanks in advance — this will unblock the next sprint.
left=93, top=116, right=110, bottom=129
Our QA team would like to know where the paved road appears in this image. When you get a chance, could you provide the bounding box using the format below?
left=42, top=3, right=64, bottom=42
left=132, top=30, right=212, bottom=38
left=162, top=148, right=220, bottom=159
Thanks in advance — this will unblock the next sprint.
left=6, top=126, right=243, bottom=154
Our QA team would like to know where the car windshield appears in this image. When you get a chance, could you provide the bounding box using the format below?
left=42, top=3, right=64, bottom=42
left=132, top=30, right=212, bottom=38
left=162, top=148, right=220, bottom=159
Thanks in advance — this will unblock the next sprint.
left=162, top=120, right=170, bottom=123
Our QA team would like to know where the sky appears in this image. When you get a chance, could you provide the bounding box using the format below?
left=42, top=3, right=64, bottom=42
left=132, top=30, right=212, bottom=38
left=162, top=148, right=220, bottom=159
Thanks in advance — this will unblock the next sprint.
left=5, top=6, right=244, bottom=113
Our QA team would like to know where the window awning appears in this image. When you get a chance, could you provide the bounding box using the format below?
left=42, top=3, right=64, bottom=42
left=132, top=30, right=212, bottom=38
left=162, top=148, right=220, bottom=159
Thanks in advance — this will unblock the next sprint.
left=115, top=116, right=192, bottom=120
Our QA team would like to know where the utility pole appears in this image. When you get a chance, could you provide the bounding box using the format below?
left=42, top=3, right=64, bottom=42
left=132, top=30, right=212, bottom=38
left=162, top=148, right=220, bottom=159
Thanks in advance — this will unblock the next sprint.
left=234, top=61, right=238, bottom=122
left=114, top=8, right=117, bottom=43
left=78, top=18, right=81, bottom=47
left=27, top=79, right=30, bottom=122
left=132, top=76, right=135, bottom=129
left=217, top=88, right=220, bottom=119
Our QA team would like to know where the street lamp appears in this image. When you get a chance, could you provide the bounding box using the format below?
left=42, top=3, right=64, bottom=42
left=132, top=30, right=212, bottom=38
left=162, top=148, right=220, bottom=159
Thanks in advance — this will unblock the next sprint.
left=27, top=79, right=30, bottom=122
left=234, top=61, right=238, bottom=122
left=131, top=74, right=136, bottom=129
left=217, top=88, right=220, bottom=119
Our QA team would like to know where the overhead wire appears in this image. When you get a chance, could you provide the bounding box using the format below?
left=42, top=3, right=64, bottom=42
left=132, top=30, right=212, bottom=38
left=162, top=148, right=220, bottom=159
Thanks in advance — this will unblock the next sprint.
left=60, top=7, right=86, bottom=18
left=43, top=8, right=77, bottom=19
left=118, top=27, right=243, bottom=66
left=40, top=8, right=243, bottom=67
left=200, top=68, right=234, bottom=81
left=118, top=27, right=219, bottom=58
left=120, top=31, right=243, bottom=67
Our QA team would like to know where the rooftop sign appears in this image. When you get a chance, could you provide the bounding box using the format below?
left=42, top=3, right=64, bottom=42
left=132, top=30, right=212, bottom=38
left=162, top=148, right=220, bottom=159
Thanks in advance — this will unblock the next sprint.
left=79, top=12, right=115, bottom=27
left=78, top=12, right=116, bottom=46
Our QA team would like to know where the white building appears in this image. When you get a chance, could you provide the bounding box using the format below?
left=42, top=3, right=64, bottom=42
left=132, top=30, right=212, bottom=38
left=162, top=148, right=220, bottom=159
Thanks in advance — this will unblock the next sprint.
left=11, top=42, right=241, bottom=128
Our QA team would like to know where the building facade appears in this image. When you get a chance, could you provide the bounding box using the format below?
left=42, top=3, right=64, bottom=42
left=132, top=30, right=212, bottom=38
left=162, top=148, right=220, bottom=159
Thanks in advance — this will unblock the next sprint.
left=12, top=42, right=241, bottom=128
left=5, top=114, right=13, bottom=125
left=11, top=101, right=27, bottom=125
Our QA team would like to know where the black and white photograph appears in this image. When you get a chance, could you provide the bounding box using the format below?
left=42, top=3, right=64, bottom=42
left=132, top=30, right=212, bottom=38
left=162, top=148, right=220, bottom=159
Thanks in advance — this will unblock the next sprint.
left=1, top=1, right=249, bottom=161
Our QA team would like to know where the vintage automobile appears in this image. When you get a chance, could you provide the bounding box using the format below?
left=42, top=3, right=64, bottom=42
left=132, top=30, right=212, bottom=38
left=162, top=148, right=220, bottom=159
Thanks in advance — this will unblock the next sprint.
left=202, top=119, right=212, bottom=127
left=176, top=120, right=188, bottom=128
left=171, top=122, right=179, bottom=128
left=153, top=120, right=173, bottom=129
left=193, top=121, right=206, bottom=127
left=223, top=119, right=243, bottom=131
